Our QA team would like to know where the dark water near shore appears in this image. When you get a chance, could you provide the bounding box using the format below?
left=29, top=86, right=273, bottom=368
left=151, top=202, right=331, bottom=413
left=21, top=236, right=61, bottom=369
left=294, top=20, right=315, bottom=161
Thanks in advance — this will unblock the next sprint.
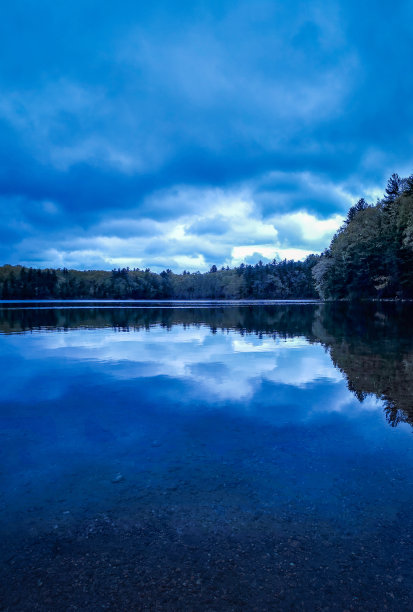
left=1, top=301, right=413, bottom=611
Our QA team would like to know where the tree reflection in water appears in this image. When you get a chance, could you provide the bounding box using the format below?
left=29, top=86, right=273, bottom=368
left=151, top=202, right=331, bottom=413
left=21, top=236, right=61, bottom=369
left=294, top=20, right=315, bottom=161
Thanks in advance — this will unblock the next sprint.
left=0, top=300, right=412, bottom=427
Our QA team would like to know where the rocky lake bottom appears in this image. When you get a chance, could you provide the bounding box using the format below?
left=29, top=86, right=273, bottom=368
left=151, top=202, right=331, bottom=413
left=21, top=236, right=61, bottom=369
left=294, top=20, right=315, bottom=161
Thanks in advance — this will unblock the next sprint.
left=1, top=302, right=413, bottom=610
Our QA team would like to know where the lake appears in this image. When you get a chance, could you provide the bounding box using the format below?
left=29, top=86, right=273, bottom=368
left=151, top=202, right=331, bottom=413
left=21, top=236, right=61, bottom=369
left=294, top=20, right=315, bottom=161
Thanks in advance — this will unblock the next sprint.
left=1, top=301, right=413, bottom=610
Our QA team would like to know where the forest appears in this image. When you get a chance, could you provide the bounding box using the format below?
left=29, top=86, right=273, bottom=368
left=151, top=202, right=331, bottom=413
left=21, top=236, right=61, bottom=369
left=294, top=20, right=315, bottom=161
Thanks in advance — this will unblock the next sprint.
left=0, top=258, right=319, bottom=300
left=2, top=171, right=413, bottom=300
left=313, top=172, right=413, bottom=299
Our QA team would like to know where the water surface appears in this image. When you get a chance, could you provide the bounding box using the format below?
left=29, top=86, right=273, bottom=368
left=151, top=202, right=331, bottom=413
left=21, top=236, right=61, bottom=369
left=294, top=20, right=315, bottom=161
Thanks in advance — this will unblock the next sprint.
left=1, top=302, right=413, bottom=610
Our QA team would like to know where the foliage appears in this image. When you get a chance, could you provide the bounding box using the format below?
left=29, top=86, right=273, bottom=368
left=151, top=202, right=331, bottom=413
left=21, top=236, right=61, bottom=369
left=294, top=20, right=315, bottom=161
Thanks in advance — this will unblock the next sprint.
left=0, top=257, right=320, bottom=300
left=313, top=173, right=413, bottom=299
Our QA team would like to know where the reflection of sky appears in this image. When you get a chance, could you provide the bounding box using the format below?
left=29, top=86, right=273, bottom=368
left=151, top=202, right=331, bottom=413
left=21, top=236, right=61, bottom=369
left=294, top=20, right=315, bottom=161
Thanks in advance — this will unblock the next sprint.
left=2, top=320, right=413, bottom=541
left=1, top=325, right=343, bottom=403
left=0, top=323, right=392, bottom=430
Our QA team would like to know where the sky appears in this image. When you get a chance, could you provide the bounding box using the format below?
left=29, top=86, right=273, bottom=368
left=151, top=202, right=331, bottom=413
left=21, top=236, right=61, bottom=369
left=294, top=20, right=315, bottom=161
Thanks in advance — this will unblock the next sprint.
left=1, top=0, right=413, bottom=272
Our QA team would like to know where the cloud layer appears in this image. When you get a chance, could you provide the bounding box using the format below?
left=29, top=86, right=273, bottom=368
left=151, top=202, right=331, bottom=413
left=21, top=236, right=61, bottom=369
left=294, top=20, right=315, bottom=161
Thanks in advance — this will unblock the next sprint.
left=1, top=0, right=413, bottom=271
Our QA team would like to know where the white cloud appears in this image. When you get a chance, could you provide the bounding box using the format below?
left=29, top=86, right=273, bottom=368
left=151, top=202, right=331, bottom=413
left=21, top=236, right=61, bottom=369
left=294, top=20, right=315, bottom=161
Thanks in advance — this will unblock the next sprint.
left=271, top=211, right=343, bottom=243
left=12, top=182, right=348, bottom=271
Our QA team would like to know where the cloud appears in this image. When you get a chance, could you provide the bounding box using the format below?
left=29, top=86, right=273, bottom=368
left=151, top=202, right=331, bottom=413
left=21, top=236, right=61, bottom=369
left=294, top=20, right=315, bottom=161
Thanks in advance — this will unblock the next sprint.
left=271, top=211, right=344, bottom=251
left=0, top=0, right=412, bottom=269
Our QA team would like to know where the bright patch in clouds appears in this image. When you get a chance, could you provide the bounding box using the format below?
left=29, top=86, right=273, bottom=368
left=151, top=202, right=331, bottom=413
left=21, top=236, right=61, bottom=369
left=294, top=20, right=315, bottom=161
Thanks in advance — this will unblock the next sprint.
left=231, top=245, right=314, bottom=265
left=1, top=1, right=412, bottom=270
left=16, top=188, right=346, bottom=271
left=272, top=211, right=344, bottom=243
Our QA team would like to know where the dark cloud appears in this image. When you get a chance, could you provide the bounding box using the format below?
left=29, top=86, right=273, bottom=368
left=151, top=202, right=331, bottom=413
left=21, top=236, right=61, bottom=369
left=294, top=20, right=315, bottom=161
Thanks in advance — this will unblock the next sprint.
left=0, top=0, right=412, bottom=269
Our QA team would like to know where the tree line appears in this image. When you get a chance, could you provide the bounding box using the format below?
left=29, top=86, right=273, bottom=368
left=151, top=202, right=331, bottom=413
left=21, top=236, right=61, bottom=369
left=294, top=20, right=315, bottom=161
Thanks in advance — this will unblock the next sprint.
left=0, top=257, right=319, bottom=300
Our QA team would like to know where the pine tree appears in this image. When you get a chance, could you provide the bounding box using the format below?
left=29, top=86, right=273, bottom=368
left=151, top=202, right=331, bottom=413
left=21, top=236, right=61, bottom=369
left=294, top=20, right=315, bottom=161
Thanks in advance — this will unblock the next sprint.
left=346, top=198, right=368, bottom=224
left=404, top=174, right=413, bottom=196
left=383, top=173, right=402, bottom=204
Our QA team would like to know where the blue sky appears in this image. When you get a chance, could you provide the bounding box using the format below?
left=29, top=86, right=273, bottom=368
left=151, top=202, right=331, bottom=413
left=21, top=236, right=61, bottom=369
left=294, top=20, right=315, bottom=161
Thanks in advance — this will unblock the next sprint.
left=1, top=0, right=413, bottom=272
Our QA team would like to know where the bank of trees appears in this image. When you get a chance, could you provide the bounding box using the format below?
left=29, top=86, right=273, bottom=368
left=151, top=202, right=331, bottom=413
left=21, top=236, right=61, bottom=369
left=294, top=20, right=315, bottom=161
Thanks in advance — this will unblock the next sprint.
left=0, top=256, right=319, bottom=300
left=313, top=173, right=413, bottom=299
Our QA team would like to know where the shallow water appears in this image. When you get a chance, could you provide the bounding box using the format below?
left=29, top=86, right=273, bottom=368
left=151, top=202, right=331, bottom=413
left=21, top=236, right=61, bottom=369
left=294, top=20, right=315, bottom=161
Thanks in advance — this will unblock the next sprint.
left=1, top=302, right=413, bottom=610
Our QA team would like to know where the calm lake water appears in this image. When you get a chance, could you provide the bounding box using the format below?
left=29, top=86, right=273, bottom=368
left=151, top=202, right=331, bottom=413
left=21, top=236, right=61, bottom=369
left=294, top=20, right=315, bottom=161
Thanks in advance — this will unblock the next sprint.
left=1, top=301, right=413, bottom=611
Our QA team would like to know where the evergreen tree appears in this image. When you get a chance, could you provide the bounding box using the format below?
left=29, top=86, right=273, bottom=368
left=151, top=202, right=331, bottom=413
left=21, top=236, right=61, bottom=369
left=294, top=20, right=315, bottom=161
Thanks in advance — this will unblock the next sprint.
left=383, top=173, right=403, bottom=205
left=346, top=198, right=368, bottom=224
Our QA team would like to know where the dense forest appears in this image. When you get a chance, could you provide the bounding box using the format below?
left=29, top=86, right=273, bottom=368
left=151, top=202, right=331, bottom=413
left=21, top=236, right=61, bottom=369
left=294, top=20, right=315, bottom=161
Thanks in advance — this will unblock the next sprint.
left=2, top=171, right=413, bottom=300
left=0, top=257, right=319, bottom=300
left=313, top=173, right=413, bottom=299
